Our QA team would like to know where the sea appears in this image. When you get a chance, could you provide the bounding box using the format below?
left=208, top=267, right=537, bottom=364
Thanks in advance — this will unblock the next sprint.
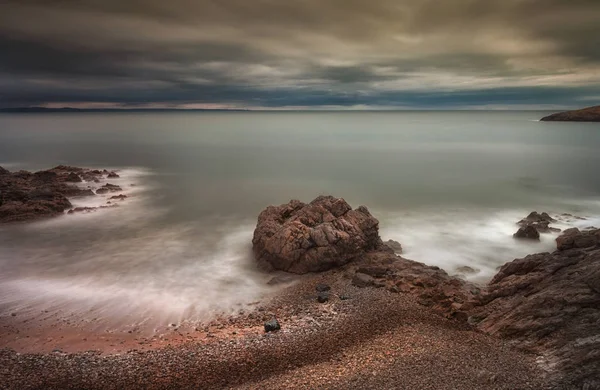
left=1, top=111, right=599, bottom=329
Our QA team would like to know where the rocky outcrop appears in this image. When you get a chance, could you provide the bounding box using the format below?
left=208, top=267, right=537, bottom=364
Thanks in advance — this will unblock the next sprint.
left=513, top=225, right=540, bottom=240
left=471, top=228, right=600, bottom=387
left=253, top=196, right=478, bottom=319
left=540, top=105, right=600, bottom=122
left=252, top=196, right=384, bottom=274
left=349, top=251, right=479, bottom=319
left=556, top=227, right=599, bottom=250
left=0, top=166, right=119, bottom=223
left=516, top=211, right=560, bottom=234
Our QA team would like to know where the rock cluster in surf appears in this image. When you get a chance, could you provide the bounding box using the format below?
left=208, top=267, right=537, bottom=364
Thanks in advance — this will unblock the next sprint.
left=0, top=165, right=126, bottom=223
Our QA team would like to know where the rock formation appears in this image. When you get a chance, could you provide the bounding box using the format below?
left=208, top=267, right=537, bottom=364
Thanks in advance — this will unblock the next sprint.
left=0, top=165, right=120, bottom=223
left=540, top=105, right=600, bottom=122
left=513, top=225, right=540, bottom=240
left=515, top=211, right=560, bottom=234
left=252, top=196, right=384, bottom=273
left=471, top=228, right=600, bottom=388
left=253, top=196, right=477, bottom=318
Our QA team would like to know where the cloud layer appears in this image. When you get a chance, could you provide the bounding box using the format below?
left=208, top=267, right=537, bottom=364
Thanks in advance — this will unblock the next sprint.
left=1, top=0, right=599, bottom=108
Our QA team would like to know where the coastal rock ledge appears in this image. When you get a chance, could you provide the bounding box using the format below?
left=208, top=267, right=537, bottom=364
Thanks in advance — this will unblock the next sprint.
left=252, top=195, right=383, bottom=274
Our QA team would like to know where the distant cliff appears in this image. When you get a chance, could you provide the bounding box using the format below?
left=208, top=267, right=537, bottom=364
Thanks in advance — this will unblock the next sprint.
left=540, top=105, right=600, bottom=122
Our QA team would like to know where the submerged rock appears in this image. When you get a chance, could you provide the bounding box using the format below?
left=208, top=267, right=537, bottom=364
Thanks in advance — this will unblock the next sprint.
left=252, top=196, right=383, bottom=274
left=513, top=225, right=540, bottom=240
left=96, top=183, right=123, bottom=194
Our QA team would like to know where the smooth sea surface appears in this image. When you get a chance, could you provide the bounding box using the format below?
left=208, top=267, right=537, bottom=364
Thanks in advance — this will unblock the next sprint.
left=1, top=111, right=599, bottom=329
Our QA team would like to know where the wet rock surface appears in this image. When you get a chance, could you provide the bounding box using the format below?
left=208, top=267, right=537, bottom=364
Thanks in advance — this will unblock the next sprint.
left=0, top=165, right=123, bottom=223
left=471, top=228, right=600, bottom=388
left=516, top=211, right=561, bottom=235
left=513, top=225, right=540, bottom=240
left=252, top=196, right=384, bottom=273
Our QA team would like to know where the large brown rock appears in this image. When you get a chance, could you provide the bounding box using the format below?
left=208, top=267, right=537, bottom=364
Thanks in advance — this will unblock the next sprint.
left=471, top=229, right=600, bottom=388
left=252, top=196, right=383, bottom=274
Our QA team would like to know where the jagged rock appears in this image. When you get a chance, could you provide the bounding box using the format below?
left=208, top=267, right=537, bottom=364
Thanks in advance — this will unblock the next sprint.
left=556, top=228, right=599, bottom=250
left=384, top=239, right=403, bottom=254
left=96, top=183, right=122, bottom=194
left=0, top=165, right=119, bottom=223
left=252, top=196, right=384, bottom=274
left=109, top=194, right=127, bottom=201
left=517, top=211, right=560, bottom=234
left=0, top=166, right=9, bottom=175
left=470, top=235, right=600, bottom=388
left=65, top=172, right=82, bottom=183
left=107, top=171, right=120, bottom=178
left=264, top=319, right=281, bottom=333
left=513, top=225, right=540, bottom=240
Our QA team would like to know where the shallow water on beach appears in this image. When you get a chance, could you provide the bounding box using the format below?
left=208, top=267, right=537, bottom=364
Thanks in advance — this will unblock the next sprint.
left=1, top=111, right=599, bottom=330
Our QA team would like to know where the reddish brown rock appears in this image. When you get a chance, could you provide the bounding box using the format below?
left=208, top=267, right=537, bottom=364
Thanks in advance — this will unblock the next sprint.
left=471, top=229, right=600, bottom=387
left=252, top=196, right=383, bottom=273
left=0, top=165, right=116, bottom=223
left=556, top=227, right=599, bottom=250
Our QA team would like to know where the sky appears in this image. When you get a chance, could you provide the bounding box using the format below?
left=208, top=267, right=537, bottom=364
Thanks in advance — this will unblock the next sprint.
left=1, top=0, right=599, bottom=110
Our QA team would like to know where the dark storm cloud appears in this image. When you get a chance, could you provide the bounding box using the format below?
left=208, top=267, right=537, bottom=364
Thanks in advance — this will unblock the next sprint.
left=0, top=0, right=599, bottom=108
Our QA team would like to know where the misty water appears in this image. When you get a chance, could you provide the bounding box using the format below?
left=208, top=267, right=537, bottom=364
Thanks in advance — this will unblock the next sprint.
left=1, top=111, right=600, bottom=330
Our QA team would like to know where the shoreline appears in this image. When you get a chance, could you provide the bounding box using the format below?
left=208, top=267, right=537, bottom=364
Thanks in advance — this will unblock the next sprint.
left=0, top=268, right=549, bottom=389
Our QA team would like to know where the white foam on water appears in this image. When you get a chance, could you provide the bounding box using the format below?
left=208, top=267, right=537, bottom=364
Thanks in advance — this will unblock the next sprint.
left=379, top=207, right=598, bottom=283
left=0, top=222, right=272, bottom=332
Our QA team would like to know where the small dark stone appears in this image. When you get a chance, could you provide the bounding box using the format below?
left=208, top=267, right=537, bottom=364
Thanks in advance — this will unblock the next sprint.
left=10, top=312, right=16, bottom=317
left=317, top=292, right=329, bottom=303
left=315, top=283, right=331, bottom=292
left=264, top=318, right=281, bottom=333
left=339, top=295, right=351, bottom=300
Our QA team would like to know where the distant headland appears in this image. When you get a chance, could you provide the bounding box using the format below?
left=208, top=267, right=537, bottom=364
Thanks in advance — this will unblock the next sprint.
left=540, top=105, right=600, bottom=122
left=0, top=107, right=250, bottom=113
